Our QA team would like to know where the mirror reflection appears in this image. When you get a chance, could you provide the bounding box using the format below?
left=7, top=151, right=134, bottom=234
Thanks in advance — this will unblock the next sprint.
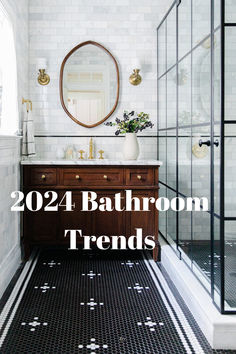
left=61, top=42, right=119, bottom=128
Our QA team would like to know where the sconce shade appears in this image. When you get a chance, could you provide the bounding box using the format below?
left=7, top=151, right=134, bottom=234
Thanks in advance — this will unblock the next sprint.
left=36, top=58, right=50, bottom=85
left=37, top=57, right=47, bottom=69
left=132, top=58, right=141, bottom=69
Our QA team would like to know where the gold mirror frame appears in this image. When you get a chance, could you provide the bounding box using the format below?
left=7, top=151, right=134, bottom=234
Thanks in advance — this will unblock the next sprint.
left=59, top=40, right=120, bottom=128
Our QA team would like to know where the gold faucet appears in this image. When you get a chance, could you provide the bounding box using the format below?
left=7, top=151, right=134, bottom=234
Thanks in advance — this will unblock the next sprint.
left=78, top=150, right=85, bottom=160
left=88, top=138, right=94, bottom=160
left=98, top=150, right=104, bottom=159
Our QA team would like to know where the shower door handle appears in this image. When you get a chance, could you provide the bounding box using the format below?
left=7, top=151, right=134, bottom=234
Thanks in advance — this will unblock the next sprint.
left=198, top=139, right=211, bottom=147
left=214, top=139, right=219, bottom=147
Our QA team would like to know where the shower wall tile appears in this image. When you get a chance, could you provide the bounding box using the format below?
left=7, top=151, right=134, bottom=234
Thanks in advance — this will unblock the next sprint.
left=225, top=27, right=236, bottom=121
left=225, top=137, right=236, bottom=217
left=225, top=0, right=236, bottom=23
left=192, top=0, right=211, bottom=47
left=28, top=0, right=173, bottom=137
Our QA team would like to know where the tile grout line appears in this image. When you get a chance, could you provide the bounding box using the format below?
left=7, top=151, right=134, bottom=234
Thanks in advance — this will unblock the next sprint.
left=0, top=252, right=40, bottom=348
left=142, top=255, right=193, bottom=353
left=144, top=252, right=205, bottom=354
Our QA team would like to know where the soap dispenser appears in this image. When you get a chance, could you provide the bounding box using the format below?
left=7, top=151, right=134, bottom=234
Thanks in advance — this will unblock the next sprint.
left=65, top=146, right=74, bottom=160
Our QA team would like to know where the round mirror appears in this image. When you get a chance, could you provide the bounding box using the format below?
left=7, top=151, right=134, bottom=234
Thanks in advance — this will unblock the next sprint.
left=60, top=41, right=119, bottom=128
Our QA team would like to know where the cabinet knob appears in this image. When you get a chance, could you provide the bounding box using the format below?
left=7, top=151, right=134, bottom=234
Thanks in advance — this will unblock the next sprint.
left=103, top=175, right=108, bottom=180
left=75, top=175, right=80, bottom=180
left=137, top=175, right=142, bottom=180
left=41, top=174, right=46, bottom=179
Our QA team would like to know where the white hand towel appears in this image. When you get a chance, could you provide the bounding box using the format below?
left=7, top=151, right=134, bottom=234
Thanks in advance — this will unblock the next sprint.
left=22, top=110, right=36, bottom=157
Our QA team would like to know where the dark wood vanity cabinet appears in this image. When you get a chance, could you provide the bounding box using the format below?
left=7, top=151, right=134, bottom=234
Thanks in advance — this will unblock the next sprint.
left=23, top=165, right=160, bottom=260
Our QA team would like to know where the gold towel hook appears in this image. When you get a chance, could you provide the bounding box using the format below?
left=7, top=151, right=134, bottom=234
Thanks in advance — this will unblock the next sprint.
left=22, top=98, right=32, bottom=112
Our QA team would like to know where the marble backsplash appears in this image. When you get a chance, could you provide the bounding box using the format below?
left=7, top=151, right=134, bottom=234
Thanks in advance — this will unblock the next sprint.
left=33, top=136, right=157, bottom=161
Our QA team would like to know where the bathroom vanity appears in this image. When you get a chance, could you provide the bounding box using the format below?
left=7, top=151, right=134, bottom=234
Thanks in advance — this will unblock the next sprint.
left=21, top=160, right=161, bottom=260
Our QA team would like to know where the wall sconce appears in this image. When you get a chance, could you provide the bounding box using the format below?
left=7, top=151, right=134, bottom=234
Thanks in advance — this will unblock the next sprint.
left=37, top=58, right=50, bottom=86
left=129, top=59, right=142, bottom=86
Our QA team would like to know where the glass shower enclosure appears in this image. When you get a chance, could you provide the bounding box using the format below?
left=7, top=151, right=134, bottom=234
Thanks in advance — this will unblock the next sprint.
left=157, top=0, right=236, bottom=314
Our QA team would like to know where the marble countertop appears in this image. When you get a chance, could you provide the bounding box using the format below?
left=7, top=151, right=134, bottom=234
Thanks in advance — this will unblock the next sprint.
left=21, top=159, right=162, bottom=166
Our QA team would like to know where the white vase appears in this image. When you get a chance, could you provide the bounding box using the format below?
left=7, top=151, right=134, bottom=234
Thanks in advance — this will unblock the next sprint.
left=122, top=133, right=140, bottom=160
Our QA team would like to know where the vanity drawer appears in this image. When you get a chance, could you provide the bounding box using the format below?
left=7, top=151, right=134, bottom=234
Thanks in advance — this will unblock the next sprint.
left=125, top=168, right=154, bottom=186
left=61, top=168, right=124, bottom=186
left=29, top=168, right=57, bottom=186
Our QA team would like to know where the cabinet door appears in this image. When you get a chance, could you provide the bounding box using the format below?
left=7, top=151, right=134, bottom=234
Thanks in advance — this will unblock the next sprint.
left=91, top=190, right=125, bottom=237
left=59, top=191, right=91, bottom=244
left=126, top=190, right=157, bottom=239
left=24, top=189, right=59, bottom=243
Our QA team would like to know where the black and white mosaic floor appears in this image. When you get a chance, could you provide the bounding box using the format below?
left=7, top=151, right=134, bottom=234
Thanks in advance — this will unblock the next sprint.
left=181, top=241, right=236, bottom=308
left=0, top=249, right=234, bottom=353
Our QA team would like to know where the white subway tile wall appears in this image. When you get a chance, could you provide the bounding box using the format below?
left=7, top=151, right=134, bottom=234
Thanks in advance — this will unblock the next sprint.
left=225, top=0, right=236, bottom=23
left=29, top=0, right=172, bottom=159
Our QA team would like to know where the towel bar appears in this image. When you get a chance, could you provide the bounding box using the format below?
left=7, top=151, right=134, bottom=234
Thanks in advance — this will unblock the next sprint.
left=22, top=98, right=32, bottom=112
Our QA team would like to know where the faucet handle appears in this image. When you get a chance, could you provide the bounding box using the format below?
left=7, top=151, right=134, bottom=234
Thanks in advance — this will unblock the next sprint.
left=78, top=150, right=85, bottom=160
left=98, top=150, right=104, bottom=160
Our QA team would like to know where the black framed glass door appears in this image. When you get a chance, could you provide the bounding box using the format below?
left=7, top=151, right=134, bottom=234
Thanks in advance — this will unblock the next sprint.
left=157, top=0, right=236, bottom=314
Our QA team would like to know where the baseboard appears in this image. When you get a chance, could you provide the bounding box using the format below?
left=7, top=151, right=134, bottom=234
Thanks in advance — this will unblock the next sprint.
left=0, top=244, right=21, bottom=299
left=159, top=235, right=236, bottom=350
